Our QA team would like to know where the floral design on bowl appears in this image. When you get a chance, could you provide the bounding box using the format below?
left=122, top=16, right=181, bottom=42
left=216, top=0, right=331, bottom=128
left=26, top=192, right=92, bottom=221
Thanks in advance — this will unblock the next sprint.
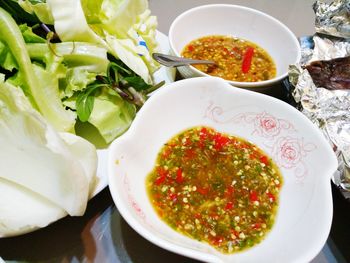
left=204, top=103, right=317, bottom=181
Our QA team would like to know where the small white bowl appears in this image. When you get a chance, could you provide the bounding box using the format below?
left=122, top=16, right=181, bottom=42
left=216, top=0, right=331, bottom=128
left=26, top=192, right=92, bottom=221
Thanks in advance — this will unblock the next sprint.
left=168, top=4, right=301, bottom=89
left=108, top=77, right=337, bottom=263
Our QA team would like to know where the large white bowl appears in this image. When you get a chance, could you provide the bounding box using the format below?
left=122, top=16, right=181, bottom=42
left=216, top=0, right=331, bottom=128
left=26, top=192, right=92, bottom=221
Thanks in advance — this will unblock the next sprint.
left=108, top=77, right=337, bottom=263
left=168, top=4, right=301, bottom=90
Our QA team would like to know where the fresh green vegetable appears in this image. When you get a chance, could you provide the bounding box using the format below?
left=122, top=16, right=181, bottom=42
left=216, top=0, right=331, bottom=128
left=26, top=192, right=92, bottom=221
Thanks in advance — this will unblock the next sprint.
left=0, top=0, right=39, bottom=23
left=0, top=6, right=76, bottom=132
left=62, top=68, right=97, bottom=99
left=0, top=77, right=94, bottom=217
left=0, top=40, right=17, bottom=71
left=18, top=0, right=54, bottom=24
left=74, top=58, right=157, bottom=141
left=88, top=88, right=136, bottom=144
left=46, top=0, right=159, bottom=83
left=0, top=0, right=163, bottom=144
left=0, top=0, right=165, bottom=237
left=76, top=83, right=104, bottom=122
left=26, top=42, right=109, bottom=72
left=19, top=24, right=46, bottom=43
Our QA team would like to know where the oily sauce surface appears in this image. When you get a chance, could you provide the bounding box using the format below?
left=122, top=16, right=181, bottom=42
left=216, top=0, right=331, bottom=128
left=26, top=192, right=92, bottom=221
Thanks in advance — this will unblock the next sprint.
left=181, top=35, right=276, bottom=82
left=146, top=126, right=283, bottom=253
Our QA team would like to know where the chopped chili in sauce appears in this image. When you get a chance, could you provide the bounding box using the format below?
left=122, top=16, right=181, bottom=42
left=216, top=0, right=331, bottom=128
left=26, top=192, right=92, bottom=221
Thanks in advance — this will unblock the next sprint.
left=181, top=35, right=276, bottom=82
left=146, top=126, right=283, bottom=254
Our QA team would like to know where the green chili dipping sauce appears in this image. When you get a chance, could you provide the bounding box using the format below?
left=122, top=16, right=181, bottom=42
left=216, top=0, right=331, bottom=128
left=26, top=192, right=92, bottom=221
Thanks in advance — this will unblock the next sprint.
left=146, top=126, right=283, bottom=253
left=181, top=35, right=276, bottom=82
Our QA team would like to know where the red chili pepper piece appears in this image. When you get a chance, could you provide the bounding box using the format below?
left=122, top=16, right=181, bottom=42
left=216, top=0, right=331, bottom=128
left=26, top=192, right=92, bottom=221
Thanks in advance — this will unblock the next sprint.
left=194, top=213, right=202, bottom=219
left=188, top=45, right=194, bottom=52
left=183, top=137, right=192, bottom=146
left=266, top=192, right=275, bottom=202
left=213, top=133, right=229, bottom=150
left=211, top=236, right=223, bottom=246
left=176, top=168, right=184, bottom=183
left=155, top=175, right=166, bottom=185
left=162, top=148, right=171, bottom=158
left=225, top=201, right=234, bottom=210
left=260, top=155, right=269, bottom=165
left=252, top=223, right=261, bottom=229
left=223, top=47, right=230, bottom=55
left=224, top=185, right=235, bottom=197
left=200, top=127, right=208, bottom=141
left=168, top=192, right=177, bottom=202
left=198, top=141, right=205, bottom=149
left=241, top=47, right=254, bottom=73
left=250, top=190, right=258, bottom=202
left=158, top=167, right=168, bottom=177
left=155, top=167, right=168, bottom=185
left=239, top=143, right=249, bottom=149
left=197, top=187, right=209, bottom=195
left=249, top=153, right=258, bottom=160
left=198, top=128, right=209, bottom=149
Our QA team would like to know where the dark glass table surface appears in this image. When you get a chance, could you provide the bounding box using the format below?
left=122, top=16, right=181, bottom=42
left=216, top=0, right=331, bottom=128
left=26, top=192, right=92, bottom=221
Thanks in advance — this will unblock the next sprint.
left=0, top=184, right=349, bottom=263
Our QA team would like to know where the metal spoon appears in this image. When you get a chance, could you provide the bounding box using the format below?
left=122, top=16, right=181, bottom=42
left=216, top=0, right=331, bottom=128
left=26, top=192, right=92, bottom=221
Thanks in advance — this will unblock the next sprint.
left=152, top=53, right=216, bottom=67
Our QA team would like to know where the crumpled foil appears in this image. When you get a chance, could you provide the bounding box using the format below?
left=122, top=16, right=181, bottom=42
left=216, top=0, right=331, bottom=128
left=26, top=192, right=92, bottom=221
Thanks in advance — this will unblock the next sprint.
left=289, top=0, right=350, bottom=199
left=313, top=0, right=350, bottom=38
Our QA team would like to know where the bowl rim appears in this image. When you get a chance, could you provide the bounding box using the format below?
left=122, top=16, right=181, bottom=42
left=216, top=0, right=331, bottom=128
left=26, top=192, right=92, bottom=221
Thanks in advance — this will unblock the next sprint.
left=168, top=4, right=302, bottom=88
left=108, top=77, right=337, bottom=263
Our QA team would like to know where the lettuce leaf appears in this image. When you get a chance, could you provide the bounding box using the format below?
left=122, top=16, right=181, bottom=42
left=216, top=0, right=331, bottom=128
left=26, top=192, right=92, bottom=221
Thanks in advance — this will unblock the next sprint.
left=0, top=7, right=76, bottom=132
left=19, top=23, right=46, bottom=43
left=26, top=42, right=109, bottom=73
left=93, top=0, right=147, bottom=38
left=0, top=78, right=93, bottom=217
left=0, top=40, right=18, bottom=71
left=0, top=3, right=158, bottom=145
left=0, top=178, right=66, bottom=237
left=88, top=88, right=136, bottom=144
left=62, top=68, right=97, bottom=99
left=46, top=0, right=107, bottom=45
left=46, top=0, right=159, bottom=83
left=80, top=0, right=104, bottom=24
left=0, top=0, right=39, bottom=23
left=18, top=0, right=54, bottom=24
left=106, top=35, right=151, bottom=83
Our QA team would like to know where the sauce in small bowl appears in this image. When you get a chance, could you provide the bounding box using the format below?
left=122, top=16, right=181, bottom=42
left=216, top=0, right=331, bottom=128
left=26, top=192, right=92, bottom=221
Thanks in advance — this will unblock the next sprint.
left=181, top=35, right=276, bottom=82
left=168, top=4, right=301, bottom=89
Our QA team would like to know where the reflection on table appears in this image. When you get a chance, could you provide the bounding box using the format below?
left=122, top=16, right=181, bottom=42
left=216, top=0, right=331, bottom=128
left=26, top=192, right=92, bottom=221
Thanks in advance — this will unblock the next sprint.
left=0, top=180, right=349, bottom=263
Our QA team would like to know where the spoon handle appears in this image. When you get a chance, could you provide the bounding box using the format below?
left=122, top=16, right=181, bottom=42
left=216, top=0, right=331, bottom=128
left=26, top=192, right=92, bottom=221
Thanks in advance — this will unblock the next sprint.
left=152, top=53, right=215, bottom=67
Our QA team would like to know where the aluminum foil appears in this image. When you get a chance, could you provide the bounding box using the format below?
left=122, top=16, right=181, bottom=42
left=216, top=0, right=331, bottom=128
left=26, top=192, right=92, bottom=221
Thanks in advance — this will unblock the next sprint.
left=313, top=0, right=350, bottom=38
left=289, top=0, right=350, bottom=198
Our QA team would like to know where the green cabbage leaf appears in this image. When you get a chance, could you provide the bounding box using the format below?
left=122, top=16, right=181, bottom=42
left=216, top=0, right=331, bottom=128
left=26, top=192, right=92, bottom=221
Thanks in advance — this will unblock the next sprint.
left=46, top=0, right=159, bottom=83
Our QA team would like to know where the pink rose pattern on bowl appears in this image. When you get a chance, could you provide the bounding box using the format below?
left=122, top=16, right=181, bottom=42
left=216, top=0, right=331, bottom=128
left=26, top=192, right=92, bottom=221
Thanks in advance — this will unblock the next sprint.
left=205, top=101, right=317, bottom=182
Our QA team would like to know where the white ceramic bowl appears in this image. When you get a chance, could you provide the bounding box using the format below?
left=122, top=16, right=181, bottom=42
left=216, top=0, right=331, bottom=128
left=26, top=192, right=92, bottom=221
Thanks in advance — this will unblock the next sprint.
left=168, top=4, right=301, bottom=90
left=108, top=77, right=337, bottom=263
